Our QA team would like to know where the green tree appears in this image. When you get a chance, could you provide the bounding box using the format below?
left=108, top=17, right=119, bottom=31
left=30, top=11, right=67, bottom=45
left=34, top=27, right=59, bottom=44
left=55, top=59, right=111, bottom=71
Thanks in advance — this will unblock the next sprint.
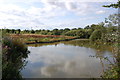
left=76, top=30, right=85, bottom=38
left=11, top=29, right=15, bottom=34
left=52, top=28, right=61, bottom=35
left=90, top=29, right=102, bottom=41
left=31, top=30, right=35, bottom=34
left=84, top=29, right=93, bottom=38
left=17, top=29, right=21, bottom=34
left=65, top=30, right=77, bottom=36
left=104, top=14, right=119, bottom=27
left=5, top=29, right=10, bottom=33
left=84, top=25, right=90, bottom=29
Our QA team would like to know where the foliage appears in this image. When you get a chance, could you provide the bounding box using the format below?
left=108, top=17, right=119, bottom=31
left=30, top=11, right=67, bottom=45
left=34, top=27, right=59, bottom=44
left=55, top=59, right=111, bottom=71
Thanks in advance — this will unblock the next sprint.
left=104, top=14, right=119, bottom=27
left=102, top=1, right=120, bottom=78
left=102, top=65, right=120, bottom=78
left=102, top=32, right=118, bottom=42
left=103, top=1, right=120, bottom=8
left=102, top=44, right=120, bottom=78
left=31, top=30, right=35, bottom=34
left=90, top=29, right=102, bottom=41
left=2, top=37, right=30, bottom=79
left=64, top=30, right=77, bottom=36
left=84, top=29, right=93, bottom=38
left=2, top=20, right=118, bottom=42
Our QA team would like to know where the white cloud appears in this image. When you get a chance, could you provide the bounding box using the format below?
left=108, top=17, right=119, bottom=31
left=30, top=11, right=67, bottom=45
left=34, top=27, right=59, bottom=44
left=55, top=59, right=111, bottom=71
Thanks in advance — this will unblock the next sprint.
left=0, top=4, right=59, bottom=29
left=0, top=0, right=117, bottom=29
left=96, top=10, right=106, bottom=14
left=40, top=1, right=91, bottom=15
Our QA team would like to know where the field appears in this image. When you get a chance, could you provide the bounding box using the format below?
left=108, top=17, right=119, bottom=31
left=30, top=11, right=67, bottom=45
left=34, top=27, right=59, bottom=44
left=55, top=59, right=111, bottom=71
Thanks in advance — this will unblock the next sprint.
left=9, top=34, right=78, bottom=44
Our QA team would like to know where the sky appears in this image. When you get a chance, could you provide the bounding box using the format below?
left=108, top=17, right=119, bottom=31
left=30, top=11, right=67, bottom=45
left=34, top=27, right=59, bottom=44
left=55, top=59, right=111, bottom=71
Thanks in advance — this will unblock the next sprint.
left=0, top=0, right=118, bottom=30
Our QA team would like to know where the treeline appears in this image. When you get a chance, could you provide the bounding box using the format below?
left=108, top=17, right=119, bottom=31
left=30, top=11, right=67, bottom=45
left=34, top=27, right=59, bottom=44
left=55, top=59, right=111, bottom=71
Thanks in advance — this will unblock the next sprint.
left=1, top=24, right=117, bottom=41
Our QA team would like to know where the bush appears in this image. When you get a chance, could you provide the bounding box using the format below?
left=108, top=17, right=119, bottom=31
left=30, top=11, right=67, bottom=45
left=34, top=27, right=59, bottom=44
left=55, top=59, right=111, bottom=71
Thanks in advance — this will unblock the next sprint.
left=90, top=29, right=102, bottom=41
left=2, top=37, right=30, bottom=79
left=102, top=32, right=118, bottom=42
left=65, top=30, right=77, bottom=36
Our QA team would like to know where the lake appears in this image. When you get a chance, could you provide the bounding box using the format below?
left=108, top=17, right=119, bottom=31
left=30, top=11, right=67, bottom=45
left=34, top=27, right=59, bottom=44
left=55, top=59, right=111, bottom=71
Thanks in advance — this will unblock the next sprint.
left=21, top=39, right=114, bottom=78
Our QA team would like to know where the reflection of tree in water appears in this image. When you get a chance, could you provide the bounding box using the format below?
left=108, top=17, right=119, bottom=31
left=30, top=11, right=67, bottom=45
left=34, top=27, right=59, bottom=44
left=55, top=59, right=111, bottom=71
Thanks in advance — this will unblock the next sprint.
left=100, top=44, right=120, bottom=78
left=91, top=42, right=120, bottom=78
left=2, top=37, right=30, bottom=80
left=77, top=39, right=120, bottom=78
left=64, top=40, right=113, bottom=52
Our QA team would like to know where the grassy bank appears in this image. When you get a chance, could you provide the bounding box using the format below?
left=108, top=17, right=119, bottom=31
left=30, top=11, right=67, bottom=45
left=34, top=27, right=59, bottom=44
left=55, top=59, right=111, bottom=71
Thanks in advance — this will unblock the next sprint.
left=9, top=34, right=80, bottom=44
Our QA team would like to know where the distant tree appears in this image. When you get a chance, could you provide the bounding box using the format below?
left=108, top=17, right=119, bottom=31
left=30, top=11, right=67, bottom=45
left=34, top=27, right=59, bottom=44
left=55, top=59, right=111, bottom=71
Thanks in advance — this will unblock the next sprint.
left=98, top=22, right=105, bottom=27
left=64, top=28, right=70, bottom=31
left=78, top=28, right=83, bottom=30
left=76, top=30, right=85, bottom=38
left=11, top=29, right=15, bottom=34
left=17, top=29, right=21, bottom=34
left=24, top=30, right=29, bottom=33
left=84, top=29, right=93, bottom=38
left=84, top=25, right=90, bottom=29
left=59, top=29, right=64, bottom=34
left=40, top=30, right=48, bottom=35
left=72, top=28, right=77, bottom=30
left=31, top=30, right=35, bottom=34
left=63, top=28, right=70, bottom=33
left=65, top=30, right=77, bottom=36
left=5, top=29, right=10, bottom=33
left=52, top=28, right=61, bottom=35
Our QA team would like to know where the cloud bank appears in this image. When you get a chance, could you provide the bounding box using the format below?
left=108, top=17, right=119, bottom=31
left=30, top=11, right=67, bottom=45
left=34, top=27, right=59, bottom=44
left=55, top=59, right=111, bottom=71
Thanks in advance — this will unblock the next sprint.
left=0, top=0, right=117, bottom=29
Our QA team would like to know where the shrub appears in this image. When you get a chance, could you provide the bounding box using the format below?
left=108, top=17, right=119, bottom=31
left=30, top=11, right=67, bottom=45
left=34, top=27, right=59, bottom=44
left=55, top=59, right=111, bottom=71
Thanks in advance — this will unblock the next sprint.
left=90, top=29, right=102, bottom=41
left=102, top=32, right=118, bottom=43
left=65, top=30, right=77, bottom=36
left=2, top=37, right=30, bottom=79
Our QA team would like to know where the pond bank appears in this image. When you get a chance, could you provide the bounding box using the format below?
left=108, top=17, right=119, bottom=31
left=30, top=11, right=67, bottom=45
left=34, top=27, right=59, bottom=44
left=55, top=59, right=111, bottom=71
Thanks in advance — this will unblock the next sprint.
left=26, top=37, right=87, bottom=44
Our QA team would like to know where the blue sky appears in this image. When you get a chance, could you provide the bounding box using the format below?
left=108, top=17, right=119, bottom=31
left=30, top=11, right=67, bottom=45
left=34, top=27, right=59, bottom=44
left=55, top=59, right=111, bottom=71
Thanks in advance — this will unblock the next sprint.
left=0, top=0, right=118, bottom=30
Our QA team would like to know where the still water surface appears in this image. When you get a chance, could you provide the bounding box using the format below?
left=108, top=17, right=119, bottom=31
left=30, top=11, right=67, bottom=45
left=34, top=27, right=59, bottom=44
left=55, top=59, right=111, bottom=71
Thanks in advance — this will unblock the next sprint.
left=21, top=39, right=114, bottom=78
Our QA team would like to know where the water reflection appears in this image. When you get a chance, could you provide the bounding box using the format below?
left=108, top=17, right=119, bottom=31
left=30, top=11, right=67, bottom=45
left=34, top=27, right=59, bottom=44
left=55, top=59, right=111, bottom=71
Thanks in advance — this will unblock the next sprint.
left=22, top=39, right=114, bottom=78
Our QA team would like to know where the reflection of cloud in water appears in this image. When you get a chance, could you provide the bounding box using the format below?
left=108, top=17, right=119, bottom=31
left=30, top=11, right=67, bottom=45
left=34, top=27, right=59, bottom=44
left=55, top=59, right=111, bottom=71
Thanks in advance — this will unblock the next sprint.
left=22, top=44, right=112, bottom=78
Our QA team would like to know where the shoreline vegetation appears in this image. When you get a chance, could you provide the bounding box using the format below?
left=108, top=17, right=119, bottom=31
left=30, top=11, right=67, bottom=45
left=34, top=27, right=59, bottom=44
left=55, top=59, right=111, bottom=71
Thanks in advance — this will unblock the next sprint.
left=25, top=37, right=81, bottom=44
left=9, top=34, right=87, bottom=44
left=2, top=37, right=30, bottom=79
